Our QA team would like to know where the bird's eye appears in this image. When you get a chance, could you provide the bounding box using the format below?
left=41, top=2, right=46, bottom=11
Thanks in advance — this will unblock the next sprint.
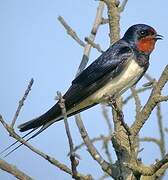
left=139, top=30, right=147, bottom=36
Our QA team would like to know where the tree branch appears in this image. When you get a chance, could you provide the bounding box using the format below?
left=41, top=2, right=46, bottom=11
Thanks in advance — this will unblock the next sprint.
left=108, top=97, right=131, bottom=135
left=76, top=1, right=105, bottom=75
left=0, top=159, right=33, bottom=180
left=152, top=163, right=168, bottom=179
left=125, top=154, right=168, bottom=176
left=102, top=0, right=120, bottom=43
left=84, top=37, right=104, bottom=53
left=58, top=16, right=85, bottom=47
left=57, top=91, right=80, bottom=179
left=11, top=78, right=34, bottom=128
left=131, top=65, right=168, bottom=136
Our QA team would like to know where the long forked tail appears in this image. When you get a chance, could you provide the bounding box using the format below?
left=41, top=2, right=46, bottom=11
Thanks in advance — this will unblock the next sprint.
left=1, top=103, right=98, bottom=157
left=18, top=101, right=98, bottom=132
left=18, top=103, right=62, bottom=132
left=1, top=119, right=59, bottom=157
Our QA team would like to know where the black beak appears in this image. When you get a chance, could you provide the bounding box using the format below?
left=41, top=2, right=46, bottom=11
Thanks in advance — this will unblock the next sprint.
left=155, top=34, right=163, bottom=40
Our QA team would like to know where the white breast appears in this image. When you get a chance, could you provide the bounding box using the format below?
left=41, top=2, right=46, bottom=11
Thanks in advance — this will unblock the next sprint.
left=91, top=58, right=144, bottom=102
left=67, top=58, right=144, bottom=115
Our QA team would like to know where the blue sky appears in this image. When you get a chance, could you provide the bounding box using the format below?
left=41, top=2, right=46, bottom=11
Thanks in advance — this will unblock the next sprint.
left=0, top=0, right=168, bottom=179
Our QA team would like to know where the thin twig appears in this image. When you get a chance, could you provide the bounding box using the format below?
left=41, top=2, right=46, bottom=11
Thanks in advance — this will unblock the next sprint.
left=0, top=158, right=33, bottom=180
left=84, top=37, right=104, bottom=53
left=57, top=92, right=74, bottom=153
left=109, top=97, right=137, bottom=170
left=58, top=16, right=85, bottom=47
left=11, top=78, right=34, bottom=128
left=76, top=1, right=105, bottom=76
left=131, top=65, right=168, bottom=136
left=108, top=97, right=131, bottom=135
left=57, top=92, right=80, bottom=179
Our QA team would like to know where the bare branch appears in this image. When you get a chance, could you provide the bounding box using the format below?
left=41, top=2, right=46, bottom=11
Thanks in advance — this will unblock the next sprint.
left=131, top=65, right=168, bottom=136
left=57, top=91, right=80, bottom=179
left=76, top=1, right=105, bottom=75
left=152, top=163, right=168, bottom=179
left=84, top=37, right=104, bottom=53
left=108, top=97, right=131, bottom=135
left=11, top=78, right=34, bottom=128
left=125, top=154, right=168, bottom=176
left=0, top=159, right=33, bottom=180
left=102, top=0, right=120, bottom=43
left=58, top=16, right=85, bottom=47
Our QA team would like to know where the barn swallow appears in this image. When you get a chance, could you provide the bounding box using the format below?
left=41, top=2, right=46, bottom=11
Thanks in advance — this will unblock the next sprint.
left=19, top=24, right=162, bottom=135
left=1, top=24, right=162, bottom=156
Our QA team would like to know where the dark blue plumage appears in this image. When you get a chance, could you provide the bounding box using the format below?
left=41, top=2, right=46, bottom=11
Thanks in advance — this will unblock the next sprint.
left=2, top=24, right=161, bottom=156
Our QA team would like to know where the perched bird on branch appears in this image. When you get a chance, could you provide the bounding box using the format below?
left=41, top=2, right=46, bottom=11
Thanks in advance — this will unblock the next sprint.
left=2, top=24, right=162, bottom=156
left=19, top=24, right=162, bottom=136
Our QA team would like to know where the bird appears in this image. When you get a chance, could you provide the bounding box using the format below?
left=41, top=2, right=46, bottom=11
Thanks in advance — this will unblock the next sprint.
left=1, top=24, right=162, bottom=156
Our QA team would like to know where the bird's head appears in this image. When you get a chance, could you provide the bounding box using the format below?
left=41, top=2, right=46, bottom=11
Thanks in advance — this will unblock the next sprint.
left=123, top=24, right=163, bottom=54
